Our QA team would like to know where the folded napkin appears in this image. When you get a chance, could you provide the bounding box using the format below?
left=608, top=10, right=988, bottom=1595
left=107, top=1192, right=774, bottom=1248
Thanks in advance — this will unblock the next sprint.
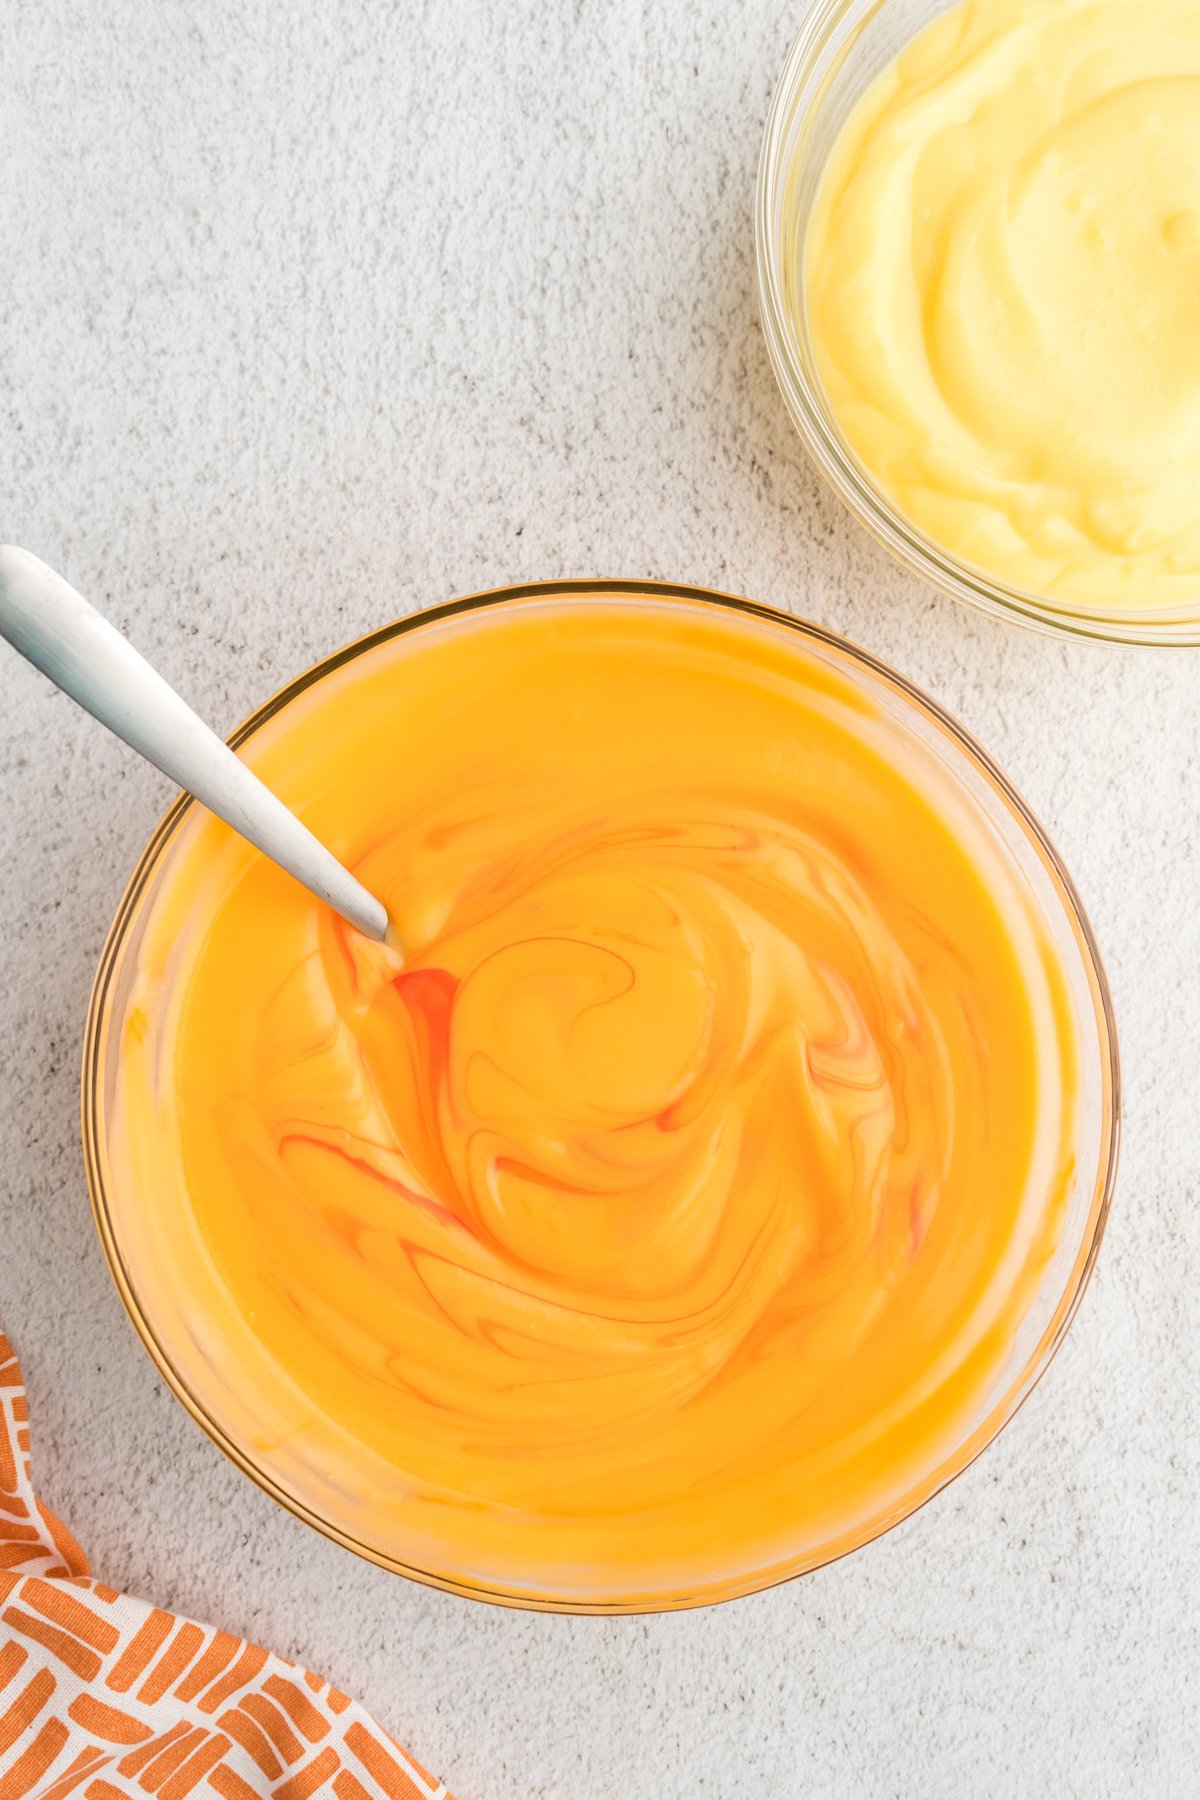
left=0, top=1332, right=452, bottom=1800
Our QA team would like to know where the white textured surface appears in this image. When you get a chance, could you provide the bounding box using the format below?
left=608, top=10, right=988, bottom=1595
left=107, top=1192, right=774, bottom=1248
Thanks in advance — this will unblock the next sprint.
left=1, top=2, right=1197, bottom=1795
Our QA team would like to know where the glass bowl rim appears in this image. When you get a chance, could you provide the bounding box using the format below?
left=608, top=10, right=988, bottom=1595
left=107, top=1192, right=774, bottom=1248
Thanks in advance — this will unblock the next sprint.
left=82, top=576, right=1122, bottom=1614
left=754, top=0, right=1200, bottom=649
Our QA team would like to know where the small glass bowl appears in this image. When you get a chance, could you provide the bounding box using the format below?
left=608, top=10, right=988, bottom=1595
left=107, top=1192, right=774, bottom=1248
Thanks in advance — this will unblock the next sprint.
left=83, top=581, right=1120, bottom=1612
left=756, top=0, right=1200, bottom=647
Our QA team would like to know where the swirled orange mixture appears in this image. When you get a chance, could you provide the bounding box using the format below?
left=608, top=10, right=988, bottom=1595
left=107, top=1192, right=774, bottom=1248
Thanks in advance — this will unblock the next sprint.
left=105, top=596, right=1081, bottom=1604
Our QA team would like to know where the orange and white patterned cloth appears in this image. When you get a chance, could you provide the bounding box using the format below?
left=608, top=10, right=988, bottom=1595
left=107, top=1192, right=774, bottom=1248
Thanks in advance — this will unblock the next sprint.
left=0, top=1334, right=452, bottom=1800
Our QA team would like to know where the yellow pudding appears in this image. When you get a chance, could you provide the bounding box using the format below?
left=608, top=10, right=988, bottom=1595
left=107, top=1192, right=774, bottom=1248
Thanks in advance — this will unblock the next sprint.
left=804, top=0, right=1200, bottom=616
left=94, top=592, right=1100, bottom=1606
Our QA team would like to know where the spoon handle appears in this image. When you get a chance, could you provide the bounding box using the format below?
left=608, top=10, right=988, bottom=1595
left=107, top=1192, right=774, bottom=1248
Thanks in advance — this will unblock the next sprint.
left=0, top=546, right=389, bottom=941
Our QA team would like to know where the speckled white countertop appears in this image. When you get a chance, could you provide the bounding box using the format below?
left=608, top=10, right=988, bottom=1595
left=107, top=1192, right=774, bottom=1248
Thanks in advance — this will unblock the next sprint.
left=1, top=2, right=1197, bottom=1795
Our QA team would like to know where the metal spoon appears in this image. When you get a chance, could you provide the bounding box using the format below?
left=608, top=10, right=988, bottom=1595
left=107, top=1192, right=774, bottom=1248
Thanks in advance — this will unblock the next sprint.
left=0, top=545, right=389, bottom=940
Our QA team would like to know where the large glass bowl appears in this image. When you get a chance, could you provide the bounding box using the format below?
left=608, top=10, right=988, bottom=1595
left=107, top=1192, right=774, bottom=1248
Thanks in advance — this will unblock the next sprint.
left=756, top=0, right=1200, bottom=646
left=83, top=580, right=1120, bottom=1612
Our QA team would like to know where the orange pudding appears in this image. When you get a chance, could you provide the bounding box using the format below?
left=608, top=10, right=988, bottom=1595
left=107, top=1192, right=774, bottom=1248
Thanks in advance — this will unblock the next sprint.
left=91, top=591, right=1107, bottom=1607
